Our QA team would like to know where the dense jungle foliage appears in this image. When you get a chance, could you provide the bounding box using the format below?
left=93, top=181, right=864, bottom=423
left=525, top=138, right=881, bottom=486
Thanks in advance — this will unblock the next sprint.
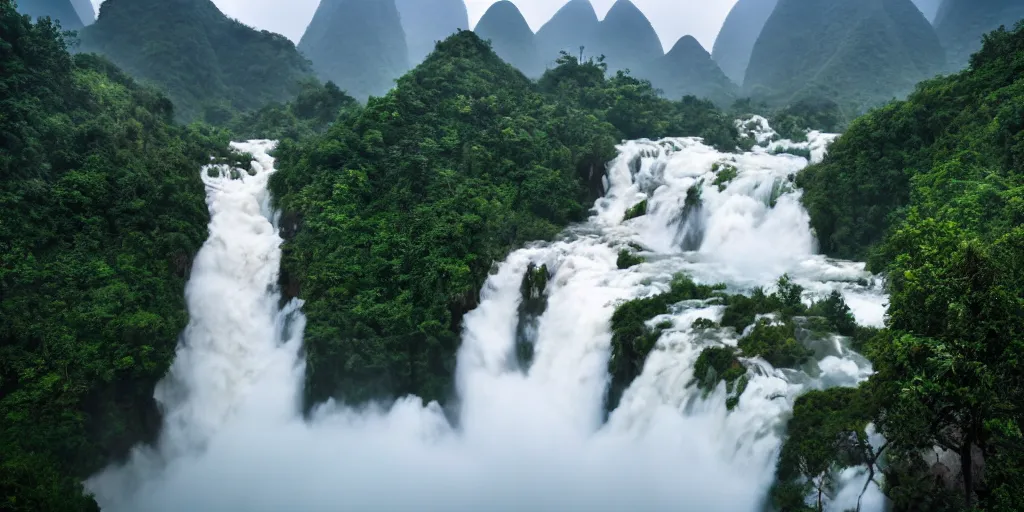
left=0, top=3, right=227, bottom=509
left=268, top=32, right=740, bottom=410
left=78, top=0, right=314, bottom=123
left=781, top=21, right=1024, bottom=512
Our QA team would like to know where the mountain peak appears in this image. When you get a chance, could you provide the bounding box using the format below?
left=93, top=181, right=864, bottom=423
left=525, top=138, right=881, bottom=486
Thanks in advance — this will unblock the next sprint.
left=536, top=0, right=600, bottom=65
left=598, top=0, right=663, bottom=71
left=299, top=0, right=409, bottom=100
left=474, top=0, right=541, bottom=76
left=668, top=35, right=706, bottom=57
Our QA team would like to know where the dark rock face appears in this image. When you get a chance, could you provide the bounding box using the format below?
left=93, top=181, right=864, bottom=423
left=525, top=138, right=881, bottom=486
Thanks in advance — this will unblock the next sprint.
left=935, top=0, right=1024, bottom=69
left=79, top=0, right=313, bottom=122
left=299, top=0, right=410, bottom=101
left=535, top=0, right=601, bottom=68
left=16, top=0, right=84, bottom=30
left=647, top=35, right=738, bottom=106
left=595, top=0, right=664, bottom=73
left=396, top=0, right=469, bottom=66
left=473, top=0, right=541, bottom=77
left=711, top=0, right=779, bottom=86
left=745, top=0, right=945, bottom=113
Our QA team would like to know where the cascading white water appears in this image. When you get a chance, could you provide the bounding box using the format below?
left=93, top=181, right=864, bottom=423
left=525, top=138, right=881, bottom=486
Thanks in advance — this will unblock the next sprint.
left=88, top=120, right=888, bottom=512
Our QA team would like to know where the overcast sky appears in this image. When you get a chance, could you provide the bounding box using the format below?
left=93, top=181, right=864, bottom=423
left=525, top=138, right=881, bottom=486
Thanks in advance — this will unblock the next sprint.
left=90, top=0, right=739, bottom=51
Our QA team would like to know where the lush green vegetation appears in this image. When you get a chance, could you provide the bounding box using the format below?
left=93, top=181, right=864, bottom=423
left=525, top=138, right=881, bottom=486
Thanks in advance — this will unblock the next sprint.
left=226, top=80, right=358, bottom=142
left=298, top=0, right=409, bottom=101
left=606, top=275, right=722, bottom=410
left=745, top=0, right=946, bottom=116
left=269, top=32, right=741, bottom=410
left=622, top=199, right=647, bottom=221
left=782, top=22, right=1024, bottom=511
left=608, top=274, right=870, bottom=413
left=78, top=0, right=313, bottom=123
left=1, top=5, right=226, bottom=509
left=616, top=249, right=645, bottom=270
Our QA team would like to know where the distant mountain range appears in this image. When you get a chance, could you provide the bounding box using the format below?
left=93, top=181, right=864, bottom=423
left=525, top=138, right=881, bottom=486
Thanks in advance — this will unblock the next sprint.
left=299, top=0, right=409, bottom=100
left=935, top=0, right=1024, bottom=69
left=397, top=0, right=469, bottom=66
left=712, top=0, right=778, bottom=86
left=78, top=0, right=313, bottom=122
left=474, top=0, right=542, bottom=77
left=61, top=0, right=1024, bottom=124
left=16, top=0, right=84, bottom=30
left=745, top=0, right=946, bottom=113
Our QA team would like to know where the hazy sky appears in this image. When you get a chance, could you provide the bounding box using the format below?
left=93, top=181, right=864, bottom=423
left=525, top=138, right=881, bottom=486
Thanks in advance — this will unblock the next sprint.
left=90, top=0, right=739, bottom=52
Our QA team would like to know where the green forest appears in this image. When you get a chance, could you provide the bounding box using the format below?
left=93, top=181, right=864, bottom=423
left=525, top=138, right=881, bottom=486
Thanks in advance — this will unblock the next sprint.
left=786, top=21, right=1024, bottom=511
left=2, top=0, right=1024, bottom=509
left=0, top=3, right=229, bottom=509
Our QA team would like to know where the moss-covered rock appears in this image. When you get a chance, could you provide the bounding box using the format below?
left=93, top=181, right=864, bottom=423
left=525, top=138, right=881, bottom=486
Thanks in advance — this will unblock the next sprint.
left=607, top=275, right=723, bottom=411
left=616, top=249, right=645, bottom=269
left=738, top=319, right=813, bottom=368
left=712, top=162, right=739, bottom=191
left=516, top=263, right=550, bottom=367
left=623, top=199, right=648, bottom=221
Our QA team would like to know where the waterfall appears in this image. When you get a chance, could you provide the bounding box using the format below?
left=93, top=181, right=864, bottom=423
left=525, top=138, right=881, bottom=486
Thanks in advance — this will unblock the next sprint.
left=88, top=120, right=888, bottom=512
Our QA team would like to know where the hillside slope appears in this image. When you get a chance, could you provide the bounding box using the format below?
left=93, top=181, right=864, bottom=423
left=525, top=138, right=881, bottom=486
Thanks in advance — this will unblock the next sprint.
left=745, top=0, right=945, bottom=113
left=299, top=0, right=409, bottom=101
left=80, top=0, right=313, bottom=122
left=711, top=0, right=778, bottom=86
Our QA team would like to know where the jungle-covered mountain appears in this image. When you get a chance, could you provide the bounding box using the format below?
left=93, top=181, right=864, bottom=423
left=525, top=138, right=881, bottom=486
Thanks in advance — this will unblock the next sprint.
left=77, top=0, right=313, bottom=123
left=711, top=0, right=778, bottom=86
left=935, top=0, right=1024, bottom=69
left=396, top=0, right=469, bottom=66
left=0, top=2, right=231, bottom=509
left=647, top=35, right=737, bottom=106
left=745, top=0, right=946, bottom=114
left=267, top=31, right=739, bottom=409
left=595, top=0, right=662, bottom=73
left=535, top=0, right=601, bottom=68
left=299, top=0, right=409, bottom=101
left=785, top=21, right=1024, bottom=511
left=14, top=0, right=82, bottom=29
left=472, top=0, right=541, bottom=77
